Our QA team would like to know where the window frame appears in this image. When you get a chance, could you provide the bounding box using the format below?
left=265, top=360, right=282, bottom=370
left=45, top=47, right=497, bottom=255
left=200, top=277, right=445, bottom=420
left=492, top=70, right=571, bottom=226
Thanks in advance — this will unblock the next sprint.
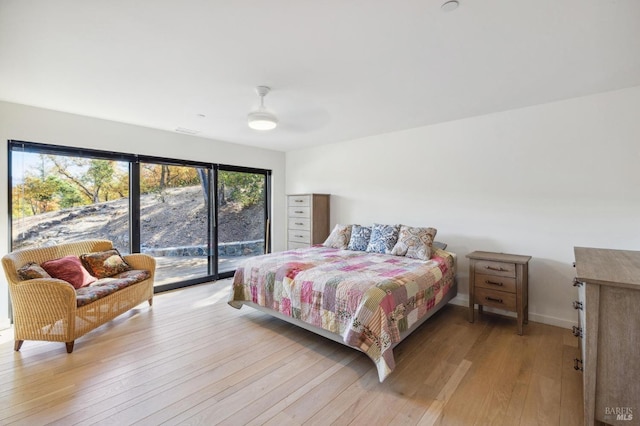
left=7, top=139, right=272, bottom=293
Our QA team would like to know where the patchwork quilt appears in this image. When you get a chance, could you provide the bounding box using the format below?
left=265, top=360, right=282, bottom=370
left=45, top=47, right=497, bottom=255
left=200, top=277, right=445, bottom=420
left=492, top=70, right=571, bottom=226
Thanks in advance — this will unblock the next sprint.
left=229, top=245, right=456, bottom=381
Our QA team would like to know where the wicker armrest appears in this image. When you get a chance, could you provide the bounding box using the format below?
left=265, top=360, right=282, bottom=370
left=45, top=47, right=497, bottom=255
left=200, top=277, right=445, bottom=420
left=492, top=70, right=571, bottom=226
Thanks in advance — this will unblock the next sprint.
left=11, top=278, right=77, bottom=307
left=123, top=253, right=156, bottom=277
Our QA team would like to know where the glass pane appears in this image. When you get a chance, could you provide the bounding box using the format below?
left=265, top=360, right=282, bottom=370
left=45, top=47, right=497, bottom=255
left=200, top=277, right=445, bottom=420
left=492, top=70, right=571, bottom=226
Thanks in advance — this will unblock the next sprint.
left=139, top=163, right=211, bottom=286
left=11, top=150, right=130, bottom=252
left=217, top=169, right=266, bottom=274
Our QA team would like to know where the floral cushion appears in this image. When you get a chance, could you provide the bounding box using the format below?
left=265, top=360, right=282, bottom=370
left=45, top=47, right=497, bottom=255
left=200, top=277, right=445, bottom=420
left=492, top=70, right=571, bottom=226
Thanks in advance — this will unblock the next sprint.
left=322, top=224, right=352, bottom=249
left=347, top=225, right=372, bottom=251
left=390, top=226, right=438, bottom=260
left=75, top=269, right=151, bottom=307
left=365, top=224, right=400, bottom=254
left=41, top=255, right=97, bottom=289
left=17, top=262, right=52, bottom=280
left=80, top=249, right=132, bottom=278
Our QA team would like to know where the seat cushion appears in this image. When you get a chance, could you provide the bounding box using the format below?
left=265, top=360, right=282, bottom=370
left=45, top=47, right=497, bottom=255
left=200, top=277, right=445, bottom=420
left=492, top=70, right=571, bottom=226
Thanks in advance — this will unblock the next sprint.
left=75, top=269, right=151, bottom=307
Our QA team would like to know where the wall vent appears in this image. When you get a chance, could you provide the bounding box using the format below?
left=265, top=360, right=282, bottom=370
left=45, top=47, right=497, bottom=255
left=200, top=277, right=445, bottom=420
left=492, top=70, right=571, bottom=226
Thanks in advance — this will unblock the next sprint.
left=175, top=127, right=200, bottom=135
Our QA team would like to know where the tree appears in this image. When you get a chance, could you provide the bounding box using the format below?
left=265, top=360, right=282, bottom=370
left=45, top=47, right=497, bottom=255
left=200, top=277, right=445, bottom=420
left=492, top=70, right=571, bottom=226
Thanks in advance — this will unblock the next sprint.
left=49, top=156, right=118, bottom=203
left=218, top=171, right=264, bottom=207
left=15, top=175, right=75, bottom=214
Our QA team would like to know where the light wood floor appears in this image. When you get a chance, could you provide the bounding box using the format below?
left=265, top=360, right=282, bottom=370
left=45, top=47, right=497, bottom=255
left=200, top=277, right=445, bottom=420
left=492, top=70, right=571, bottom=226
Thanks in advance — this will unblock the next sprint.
left=0, top=279, right=583, bottom=425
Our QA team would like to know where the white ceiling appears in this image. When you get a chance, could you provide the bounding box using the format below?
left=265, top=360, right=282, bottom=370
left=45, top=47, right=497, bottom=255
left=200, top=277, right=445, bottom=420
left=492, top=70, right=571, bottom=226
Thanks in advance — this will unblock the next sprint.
left=1, top=0, right=640, bottom=152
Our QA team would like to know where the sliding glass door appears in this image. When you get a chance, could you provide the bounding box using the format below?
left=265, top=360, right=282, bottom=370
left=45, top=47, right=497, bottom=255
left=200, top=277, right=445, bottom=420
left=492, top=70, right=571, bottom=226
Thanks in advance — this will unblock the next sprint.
left=216, top=166, right=270, bottom=277
left=10, top=144, right=131, bottom=253
left=8, top=140, right=271, bottom=293
left=139, top=161, right=213, bottom=288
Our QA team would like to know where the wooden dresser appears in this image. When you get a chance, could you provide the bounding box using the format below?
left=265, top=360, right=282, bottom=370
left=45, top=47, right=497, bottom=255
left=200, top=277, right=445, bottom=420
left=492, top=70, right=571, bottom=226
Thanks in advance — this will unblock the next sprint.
left=467, top=251, right=531, bottom=335
left=286, top=194, right=330, bottom=250
left=573, top=247, right=640, bottom=426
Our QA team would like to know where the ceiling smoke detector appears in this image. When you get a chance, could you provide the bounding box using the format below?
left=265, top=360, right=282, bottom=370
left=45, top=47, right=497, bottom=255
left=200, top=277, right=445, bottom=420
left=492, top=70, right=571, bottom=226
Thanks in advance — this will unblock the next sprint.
left=247, top=86, right=278, bottom=131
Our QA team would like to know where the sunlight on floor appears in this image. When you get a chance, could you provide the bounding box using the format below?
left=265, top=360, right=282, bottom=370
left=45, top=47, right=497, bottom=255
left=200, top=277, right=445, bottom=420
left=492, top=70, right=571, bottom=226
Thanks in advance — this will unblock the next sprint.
left=191, top=279, right=232, bottom=308
left=0, top=327, right=14, bottom=345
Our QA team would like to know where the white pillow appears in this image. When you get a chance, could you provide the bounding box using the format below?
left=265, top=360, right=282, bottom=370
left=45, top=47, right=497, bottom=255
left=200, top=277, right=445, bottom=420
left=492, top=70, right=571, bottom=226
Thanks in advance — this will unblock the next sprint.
left=322, top=224, right=352, bottom=249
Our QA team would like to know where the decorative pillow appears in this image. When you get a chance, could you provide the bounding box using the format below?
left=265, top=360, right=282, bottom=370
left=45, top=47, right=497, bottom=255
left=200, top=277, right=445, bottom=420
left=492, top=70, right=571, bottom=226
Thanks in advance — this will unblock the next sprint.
left=322, top=224, right=352, bottom=249
left=366, top=224, right=400, bottom=254
left=391, top=226, right=438, bottom=260
left=80, top=249, right=132, bottom=279
left=17, top=262, right=52, bottom=281
left=41, top=255, right=97, bottom=289
left=347, top=225, right=372, bottom=251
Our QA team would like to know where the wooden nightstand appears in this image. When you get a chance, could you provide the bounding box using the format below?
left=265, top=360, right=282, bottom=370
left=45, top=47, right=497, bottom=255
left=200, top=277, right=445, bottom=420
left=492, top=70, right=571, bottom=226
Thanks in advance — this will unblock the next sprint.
left=467, top=251, right=531, bottom=335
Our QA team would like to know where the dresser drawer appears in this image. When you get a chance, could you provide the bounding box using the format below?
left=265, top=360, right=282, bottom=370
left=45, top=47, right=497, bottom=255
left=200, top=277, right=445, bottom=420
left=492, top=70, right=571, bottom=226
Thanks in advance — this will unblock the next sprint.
left=288, top=206, right=310, bottom=218
left=474, top=287, right=516, bottom=311
left=288, top=218, right=310, bottom=230
left=475, top=273, right=516, bottom=293
left=288, top=195, right=311, bottom=207
left=475, top=260, right=516, bottom=278
left=288, top=230, right=311, bottom=244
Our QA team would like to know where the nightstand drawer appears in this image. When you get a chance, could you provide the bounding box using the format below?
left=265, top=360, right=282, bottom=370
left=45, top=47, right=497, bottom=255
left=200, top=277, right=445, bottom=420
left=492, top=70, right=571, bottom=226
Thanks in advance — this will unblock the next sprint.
left=288, top=218, right=310, bottom=230
left=289, top=230, right=311, bottom=243
left=467, top=251, right=531, bottom=335
left=288, top=195, right=311, bottom=207
left=475, top=273, right=516, bottom=293
left=474, top=287, right=516, bottom=310
left=288, top=206, right=310, bottom=218
left=475, top=260, right=516, bottom=278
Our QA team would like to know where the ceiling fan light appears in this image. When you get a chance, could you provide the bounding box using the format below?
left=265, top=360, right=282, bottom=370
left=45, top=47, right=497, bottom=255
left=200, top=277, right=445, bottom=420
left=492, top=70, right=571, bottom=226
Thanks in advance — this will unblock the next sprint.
left=247, top=85, right=278, bottom=131
left=247, top=110, right=278, bottom=130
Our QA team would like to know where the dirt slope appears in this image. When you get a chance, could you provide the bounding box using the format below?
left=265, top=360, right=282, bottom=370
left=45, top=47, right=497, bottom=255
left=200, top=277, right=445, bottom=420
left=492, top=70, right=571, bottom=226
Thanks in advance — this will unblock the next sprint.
left=12, top=186, right=264, bottom=250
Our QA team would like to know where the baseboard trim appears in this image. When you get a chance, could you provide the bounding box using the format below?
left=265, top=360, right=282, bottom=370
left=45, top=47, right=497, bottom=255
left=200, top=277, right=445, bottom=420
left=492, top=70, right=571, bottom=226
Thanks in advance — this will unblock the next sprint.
left=449, top=294, right=577, bottom=330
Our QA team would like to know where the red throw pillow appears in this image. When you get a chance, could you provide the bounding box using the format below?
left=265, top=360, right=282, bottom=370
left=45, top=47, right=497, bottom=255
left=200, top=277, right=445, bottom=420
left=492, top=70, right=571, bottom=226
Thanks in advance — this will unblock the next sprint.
left=41, top=255, right=97, bottom=289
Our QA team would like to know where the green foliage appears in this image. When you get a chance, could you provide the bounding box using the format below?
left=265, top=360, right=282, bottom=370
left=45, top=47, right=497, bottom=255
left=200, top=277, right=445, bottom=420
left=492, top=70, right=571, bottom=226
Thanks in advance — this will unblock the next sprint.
left=219, top=171, right=264, bottom=207
left=140, top=164, right=200, bottom=194
left=12, top=152, right=265, bottom=218
left=57, top=180, right=85, bottom=208
left=12, top=174, right=85, bottom=216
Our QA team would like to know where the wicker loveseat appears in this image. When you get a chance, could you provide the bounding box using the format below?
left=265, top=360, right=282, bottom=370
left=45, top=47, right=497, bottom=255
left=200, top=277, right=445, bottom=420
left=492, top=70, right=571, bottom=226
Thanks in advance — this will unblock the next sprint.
left=1, top=239, right=155, bottom=353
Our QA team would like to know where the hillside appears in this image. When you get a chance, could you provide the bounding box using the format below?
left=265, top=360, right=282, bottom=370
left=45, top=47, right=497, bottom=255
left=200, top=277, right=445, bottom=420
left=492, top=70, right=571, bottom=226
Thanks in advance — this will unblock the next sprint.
left=12, top=186, right=264, bottom=250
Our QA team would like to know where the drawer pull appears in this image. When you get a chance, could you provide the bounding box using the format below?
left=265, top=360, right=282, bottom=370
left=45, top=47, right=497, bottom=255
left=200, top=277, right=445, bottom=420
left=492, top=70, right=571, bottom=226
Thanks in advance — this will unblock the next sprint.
left=572, top=326, right=583, bottom=338
left=294, top=200, right=304, bottom=203
left=485, top=296, right=503, bottom=304
left=294, top=210, right=304, bottom=214
left=574, top=358, right=583, bottom=371
left=485, top=280, right=503, bottom=286
left=295, top=235, right=304, bottom=238
left=295, top=222, right=304, bottom=225
left=572, top=300, right=583, bottom=310
left=485, top=266, right=507, bottom=272
left=572, top=278, right=583, bottom=287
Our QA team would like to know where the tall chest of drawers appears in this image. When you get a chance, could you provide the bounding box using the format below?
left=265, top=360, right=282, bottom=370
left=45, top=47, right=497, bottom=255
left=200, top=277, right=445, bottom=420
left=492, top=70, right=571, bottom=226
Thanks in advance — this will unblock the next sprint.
left=287, top=194, right=330, bottom=250
left=573, top=247, right=640, bottom=426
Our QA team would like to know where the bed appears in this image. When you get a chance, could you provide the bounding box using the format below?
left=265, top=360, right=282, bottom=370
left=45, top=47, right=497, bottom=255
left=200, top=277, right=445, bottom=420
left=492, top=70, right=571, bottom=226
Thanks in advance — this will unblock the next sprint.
left=228, top=243, right=457, bottom=382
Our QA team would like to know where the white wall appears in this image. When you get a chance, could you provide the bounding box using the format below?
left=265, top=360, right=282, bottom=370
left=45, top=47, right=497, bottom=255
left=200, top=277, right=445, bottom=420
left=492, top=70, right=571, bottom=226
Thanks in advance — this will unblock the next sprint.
left=286, top=86, right=640, bottom=329
left=0, top=101, right=287, bottom=328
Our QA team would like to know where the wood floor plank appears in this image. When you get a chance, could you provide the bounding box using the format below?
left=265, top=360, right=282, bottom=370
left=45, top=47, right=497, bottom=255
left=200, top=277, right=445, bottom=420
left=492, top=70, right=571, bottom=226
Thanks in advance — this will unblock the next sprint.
left=0, top=280, right=583, bottom=425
